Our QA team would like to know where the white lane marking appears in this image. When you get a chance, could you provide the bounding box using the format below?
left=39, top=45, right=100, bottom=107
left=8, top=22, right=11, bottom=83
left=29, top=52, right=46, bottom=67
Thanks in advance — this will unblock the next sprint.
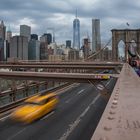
left=57, top=83, right=80, bottom=95
left=65, top=95, right=76, bottom=103
left=77, top=89, right=85, bottom=95
left=65, top=89, right=85, bottom=103
left=59, top=94, right=100, bottom=140
left=65, top=98, right=72, bottom=103
left=105, top=78, right=112, bottom=87
left=7, top=128, right=26, bottom=140
left=97, top=84, right=104, bottom=90
left=91, top=94, right=100, bottom=105
left=0, top=114, right=11, bottom=121
left=80, top=106, right=90, bottom=118
left=41, top=111, right=55, bottom=120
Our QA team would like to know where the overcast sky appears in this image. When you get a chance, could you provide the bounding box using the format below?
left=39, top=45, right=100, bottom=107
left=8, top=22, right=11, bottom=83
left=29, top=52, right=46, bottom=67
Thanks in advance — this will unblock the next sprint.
left=0, top=0, right=140, bottom=45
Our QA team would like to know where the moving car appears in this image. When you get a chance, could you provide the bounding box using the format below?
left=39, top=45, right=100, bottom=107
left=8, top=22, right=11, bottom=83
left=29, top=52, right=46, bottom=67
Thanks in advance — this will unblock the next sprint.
left=11, top=93, right=59, bottom=124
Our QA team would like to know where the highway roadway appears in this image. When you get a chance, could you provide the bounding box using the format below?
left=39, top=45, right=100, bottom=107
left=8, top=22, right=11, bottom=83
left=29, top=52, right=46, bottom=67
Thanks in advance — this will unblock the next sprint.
left=0, top=78, right=116, bottom=140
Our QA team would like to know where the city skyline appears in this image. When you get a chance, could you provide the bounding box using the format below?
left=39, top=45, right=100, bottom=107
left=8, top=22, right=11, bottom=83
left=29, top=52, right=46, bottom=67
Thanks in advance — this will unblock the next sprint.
left=0, top=0, right=140, bottom=44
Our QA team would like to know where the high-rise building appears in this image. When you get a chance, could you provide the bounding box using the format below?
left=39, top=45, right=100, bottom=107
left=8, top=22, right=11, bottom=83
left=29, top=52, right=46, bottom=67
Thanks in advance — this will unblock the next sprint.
left=83, top=38, right=90, bottom=59
left=31, top=34, right=38, bottom=40
left=92, top=19, right=101, bottom=53
left=6, top=26, right=12, bottom=43
left=68, top=48, right=79, bottom=61
left=0, top=38, right=5, bottom=61
left=46, top=33, right=52, bottom=44
left=5, top=27, right=12, bottom=60
left=40, top=34, right=48, bottom=43
left=42, top=33, right=52, bottom=44
left=28, top=40, right=40, bottom=60
left=20, top=25, right=31, bottom=41
left=66, top=40, right=71, bottom=48
left=0, top=21, right=6, bottom=61
left=40, top=34, right=48, bottom=60
left=10, top=36, right=28, bottom=60
left=73, top=11, right=80, bottom=50
left=0, top=20, right=6, bottom=40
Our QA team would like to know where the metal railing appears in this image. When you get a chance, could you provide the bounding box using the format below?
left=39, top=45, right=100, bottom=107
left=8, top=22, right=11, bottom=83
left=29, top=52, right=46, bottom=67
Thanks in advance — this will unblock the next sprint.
left=0, top=82, right=69, bottom=113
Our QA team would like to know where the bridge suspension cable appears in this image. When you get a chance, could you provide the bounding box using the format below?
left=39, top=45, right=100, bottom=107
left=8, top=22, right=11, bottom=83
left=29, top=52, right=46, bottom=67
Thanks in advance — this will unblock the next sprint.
left=85, top=38, right=112, bottom=61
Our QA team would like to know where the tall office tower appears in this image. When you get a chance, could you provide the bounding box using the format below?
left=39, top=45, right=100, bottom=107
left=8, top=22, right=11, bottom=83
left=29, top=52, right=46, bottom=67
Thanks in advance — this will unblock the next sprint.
left=0, top=20, right=6, bottom=40
left=40, top=34, right=48, bottom=43
left=66, top=40, right=71, bottom=48
left=31, top=34, right=38, bottom=40
left=92, top=19, right=101, bottom=53
left=46, top=33, right=52, bottom=45
left=28, top=40, right=40, bottom=60
left=10, top=36, right=28, bottom=60
left=43, top=33, right=52, bottom=44
left=73, top=11, right=80, bottom=50
left=6, top=27, right=12, bottom=43
left=6, top=27, right=12, bottom=59
left=40, top=34, right=48, bottom=60
left=0, top=38, right=5, bottom=61
left=0, top=21, right=6, bottom=61
left=20, top=25, right=31, bottom=41
left=83, top=38, right=90, bottom=59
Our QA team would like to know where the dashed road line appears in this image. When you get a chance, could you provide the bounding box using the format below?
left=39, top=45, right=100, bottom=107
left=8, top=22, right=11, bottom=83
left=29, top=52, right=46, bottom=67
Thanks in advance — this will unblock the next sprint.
left=77, top=89, right=85, bottom=95
left=105, top=78, right=112, bottom=87
left=7, top=128, right=27, bottom=140
left=41, top=111, right=55, bottom=120
left=59, top=94, right=100, bottom=140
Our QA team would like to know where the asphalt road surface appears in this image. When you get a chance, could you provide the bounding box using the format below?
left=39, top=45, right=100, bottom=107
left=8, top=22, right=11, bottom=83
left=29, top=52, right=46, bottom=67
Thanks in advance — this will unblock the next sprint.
left=0, top=78, right=116, bottom=140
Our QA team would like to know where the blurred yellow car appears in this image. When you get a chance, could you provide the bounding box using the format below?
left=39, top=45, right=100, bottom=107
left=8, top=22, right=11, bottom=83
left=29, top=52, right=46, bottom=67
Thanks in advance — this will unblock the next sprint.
left=11, top=93, right=59, bottom=124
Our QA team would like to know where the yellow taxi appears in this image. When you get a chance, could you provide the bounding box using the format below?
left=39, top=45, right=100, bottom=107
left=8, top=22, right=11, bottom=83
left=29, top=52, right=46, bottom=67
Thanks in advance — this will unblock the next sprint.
left=11, top=93, right=59, bottom=124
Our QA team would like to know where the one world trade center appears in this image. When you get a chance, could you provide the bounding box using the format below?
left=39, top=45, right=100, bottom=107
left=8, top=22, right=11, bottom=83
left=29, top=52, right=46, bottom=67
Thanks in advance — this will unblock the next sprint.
left=73, top=10, right=80, bottom=50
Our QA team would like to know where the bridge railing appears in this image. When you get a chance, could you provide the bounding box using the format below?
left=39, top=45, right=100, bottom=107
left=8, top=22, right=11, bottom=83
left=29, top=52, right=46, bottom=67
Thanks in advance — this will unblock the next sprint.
left=0, top=82, right=68, bottom=113
left=91, top=63, right=140, bottom=140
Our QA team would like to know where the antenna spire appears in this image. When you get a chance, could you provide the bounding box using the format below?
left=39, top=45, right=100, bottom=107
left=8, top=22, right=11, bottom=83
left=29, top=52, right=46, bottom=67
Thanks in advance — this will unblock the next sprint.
left=76, top=9, right=77, bottom=19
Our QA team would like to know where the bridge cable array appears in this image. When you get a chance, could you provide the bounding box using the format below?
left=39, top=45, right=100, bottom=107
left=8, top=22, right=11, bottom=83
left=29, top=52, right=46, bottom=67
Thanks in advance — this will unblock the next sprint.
left=85, top=38, right=112, bottom=61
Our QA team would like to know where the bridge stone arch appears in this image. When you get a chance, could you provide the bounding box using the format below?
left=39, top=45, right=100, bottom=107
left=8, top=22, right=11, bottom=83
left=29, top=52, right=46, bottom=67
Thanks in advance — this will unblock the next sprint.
left=112, top=29, right=140, bottom=61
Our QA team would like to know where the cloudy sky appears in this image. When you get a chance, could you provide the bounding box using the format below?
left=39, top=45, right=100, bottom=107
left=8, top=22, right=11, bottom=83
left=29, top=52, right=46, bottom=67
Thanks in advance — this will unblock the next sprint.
left=0, top=0, right=140, bottom=45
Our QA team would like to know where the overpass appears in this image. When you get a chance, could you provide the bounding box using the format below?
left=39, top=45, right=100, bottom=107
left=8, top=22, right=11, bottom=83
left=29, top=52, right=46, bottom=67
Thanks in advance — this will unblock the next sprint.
left=0, top=71, right=118, bottom=81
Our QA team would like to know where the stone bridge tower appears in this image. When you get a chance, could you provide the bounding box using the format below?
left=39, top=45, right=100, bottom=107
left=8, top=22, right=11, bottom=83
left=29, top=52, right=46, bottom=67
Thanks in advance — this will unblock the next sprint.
left=112, top=29, right=140, bottom=61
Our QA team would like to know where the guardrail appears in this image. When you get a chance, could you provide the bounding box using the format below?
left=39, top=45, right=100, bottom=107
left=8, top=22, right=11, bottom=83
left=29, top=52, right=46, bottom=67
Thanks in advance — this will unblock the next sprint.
left=0, top=81, right=47, bottom=106
left=0, top=82, right=70, bottom=114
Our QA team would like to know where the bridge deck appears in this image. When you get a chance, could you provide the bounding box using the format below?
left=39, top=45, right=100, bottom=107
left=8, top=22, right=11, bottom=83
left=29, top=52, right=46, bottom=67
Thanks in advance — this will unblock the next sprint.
left=92, top=63, right=140, bottom=140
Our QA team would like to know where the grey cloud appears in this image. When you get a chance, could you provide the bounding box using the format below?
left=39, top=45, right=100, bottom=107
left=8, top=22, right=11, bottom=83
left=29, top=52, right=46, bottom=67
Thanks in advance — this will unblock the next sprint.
left=0, top=0, right=140, bottom=44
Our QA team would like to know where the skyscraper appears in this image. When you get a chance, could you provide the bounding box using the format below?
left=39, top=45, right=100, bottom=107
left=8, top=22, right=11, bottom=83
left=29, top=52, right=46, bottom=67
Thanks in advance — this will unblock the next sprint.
left=0, top=20, right=6, bottom=40
left=6, top=26, right=12, bottom=59
left=66, top=40, right=71, bottom=48
left=83, top=38, right=90, bottom=59
left=28, top=39, right=40, bottom=60
left=6, top=26, right=12, bottom=43
left=20, top=25, right=31, bottom=41
left=92, top=19, right=101, bottom=53
left=31, top=34, right=38, bottom=40
left=10, top=36, right=28, bottom=60
left=0, top=20, right=6, bottom=61
left=40, top=34, right=48, bottom=60
left=46, top=33, right=52, bottom=44
left=73, top=11, right=80, bottom=50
